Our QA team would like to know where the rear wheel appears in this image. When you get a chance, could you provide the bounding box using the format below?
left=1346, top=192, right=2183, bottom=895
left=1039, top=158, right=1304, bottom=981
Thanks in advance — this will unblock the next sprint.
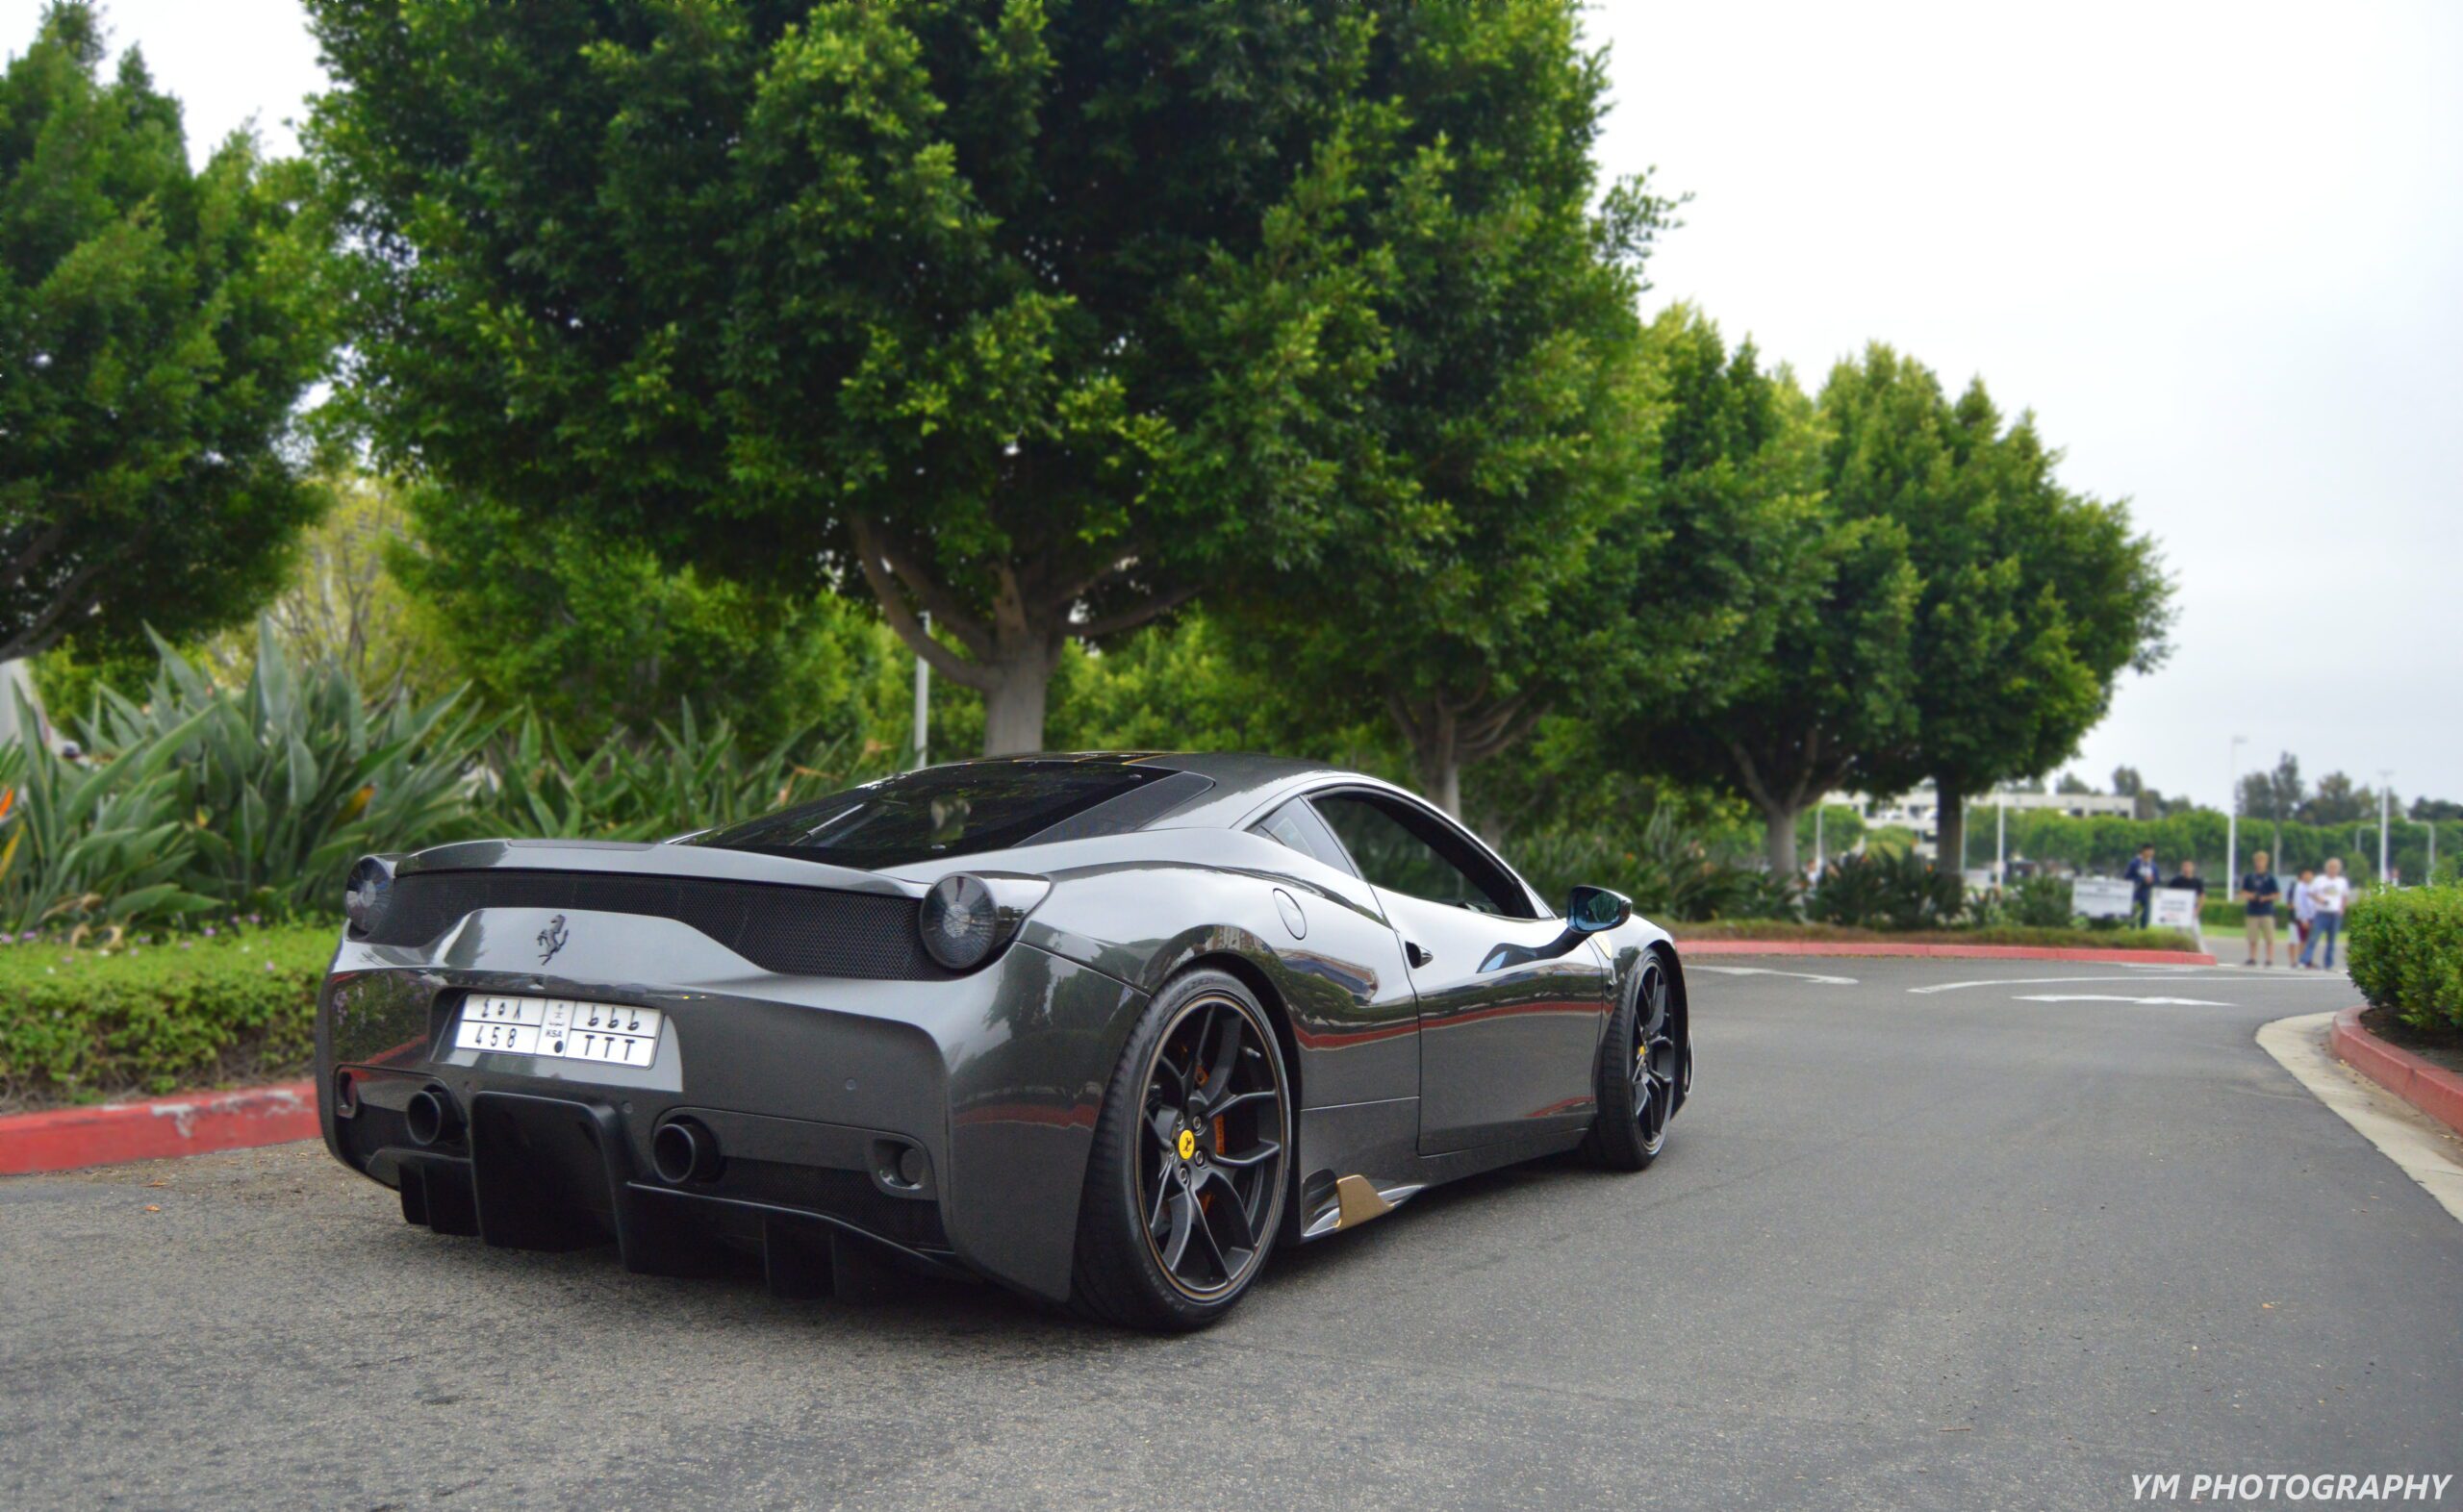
left=1585, top=950, right=1678, bottom=1171
left=1072, top=970, right=1291, bottom=1331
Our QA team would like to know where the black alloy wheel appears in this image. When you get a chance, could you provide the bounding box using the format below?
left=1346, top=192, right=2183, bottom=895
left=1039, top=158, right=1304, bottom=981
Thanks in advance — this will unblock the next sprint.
left=1073, top=970, right=1290, bottom=1330
left=1586, top=950, right=1678, bottom=1171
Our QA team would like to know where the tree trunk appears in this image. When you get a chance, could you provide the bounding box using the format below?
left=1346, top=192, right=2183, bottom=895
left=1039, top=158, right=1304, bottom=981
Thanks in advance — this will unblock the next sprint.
left=979, top=658, right=1053, bottom=756
left=1422, top=750, right=1462, bottom=819
left=1934, top=781, right=1967, bottom=876
left=1401, top=706, right=1463, bottom=817
left=1762, top=799, right=1802, bottom=879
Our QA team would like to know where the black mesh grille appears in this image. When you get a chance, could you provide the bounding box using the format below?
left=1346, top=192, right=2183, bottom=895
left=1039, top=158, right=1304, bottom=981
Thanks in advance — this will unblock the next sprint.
left=367, top=869, right=952, bottom=980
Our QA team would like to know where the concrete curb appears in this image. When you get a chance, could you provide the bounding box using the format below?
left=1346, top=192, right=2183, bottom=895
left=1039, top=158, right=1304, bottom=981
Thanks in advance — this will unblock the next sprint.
left=0, top=1079, right=319, bottom=1176
left=2330, top=1006, right=2463, bottom=1140
left=1675, top=940, right=2216, bottom=966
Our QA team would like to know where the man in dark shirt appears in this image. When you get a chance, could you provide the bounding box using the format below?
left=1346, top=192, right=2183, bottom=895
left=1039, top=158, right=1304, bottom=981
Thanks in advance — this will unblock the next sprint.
left=2238, top=850, right=2280, bottom=967
left=2124, top=843, right=2161, bottom=927
left=2166, top=859, right=2206, bottom=902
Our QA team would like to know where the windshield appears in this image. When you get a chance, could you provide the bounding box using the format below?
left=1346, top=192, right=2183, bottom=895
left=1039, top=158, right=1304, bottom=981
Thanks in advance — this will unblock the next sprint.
left=686, top=761, right=1177, bottom=869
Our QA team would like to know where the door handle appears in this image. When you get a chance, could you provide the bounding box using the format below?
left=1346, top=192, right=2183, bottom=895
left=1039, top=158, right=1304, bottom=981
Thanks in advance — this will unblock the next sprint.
left=1406, top=941, right=1434, bottom=969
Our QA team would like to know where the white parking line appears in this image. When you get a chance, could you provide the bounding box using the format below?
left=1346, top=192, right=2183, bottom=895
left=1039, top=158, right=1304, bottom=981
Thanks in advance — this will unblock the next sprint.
left=1912, top=972, right=2324, bottom=995
left=1920, top=979, right=2255, bottom=999
left=1689, top=965, right=1859, bottom=986
left=2257, top=1011, right=2463, bottom=1226
left=2012, top=994, right=2235, bottom=1007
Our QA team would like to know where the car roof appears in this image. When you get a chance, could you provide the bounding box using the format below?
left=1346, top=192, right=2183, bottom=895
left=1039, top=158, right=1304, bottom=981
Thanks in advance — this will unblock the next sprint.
left=936, top=751, right=1471, bottom=838
left=930, top=751, right=1341, bottom=803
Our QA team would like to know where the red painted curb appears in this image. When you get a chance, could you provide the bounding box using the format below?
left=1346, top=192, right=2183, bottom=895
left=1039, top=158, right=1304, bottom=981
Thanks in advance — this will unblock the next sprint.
left=1675, top=940, right=2216, bottom=966
left=2329, top=1006, right=2463, bottom=1140
left=0, top=1079, right=320, bottom=1176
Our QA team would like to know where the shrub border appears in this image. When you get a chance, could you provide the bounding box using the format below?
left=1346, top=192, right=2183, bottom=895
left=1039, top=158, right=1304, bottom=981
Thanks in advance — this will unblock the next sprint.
left=0, top=1078, right=318, bottom=1176
left=2329, top=1006, right=2463, bottom=1140
left=1678, top=940, right=2216, bottom=966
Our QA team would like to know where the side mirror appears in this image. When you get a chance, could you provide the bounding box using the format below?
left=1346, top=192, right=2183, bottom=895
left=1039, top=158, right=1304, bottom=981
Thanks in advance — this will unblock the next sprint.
left=1565, top=885, right=1632, bottom=934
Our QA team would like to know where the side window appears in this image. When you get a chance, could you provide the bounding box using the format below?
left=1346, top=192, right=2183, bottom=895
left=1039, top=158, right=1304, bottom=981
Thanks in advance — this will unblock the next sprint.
left=1309, top=794, right=1526, bottom=917
left=1250, top=799, right=1356, bottom=875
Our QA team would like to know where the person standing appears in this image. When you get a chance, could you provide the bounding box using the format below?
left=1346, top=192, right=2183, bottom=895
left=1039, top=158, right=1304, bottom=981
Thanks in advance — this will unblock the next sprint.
left=2165, top=859, right=2206, bottom=903
left=2288, top=867, right=2318, bottom=966
left=2124, top=843, right=2161, bottom=928
left=2238, top=849, right=2280, bottom=967
left=2302, top=858, right=2351, bottom=970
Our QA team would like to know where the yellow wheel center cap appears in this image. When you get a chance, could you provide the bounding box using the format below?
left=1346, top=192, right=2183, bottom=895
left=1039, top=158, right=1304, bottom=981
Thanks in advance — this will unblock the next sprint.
left=1177, top=1128, right=1198, bottom=1161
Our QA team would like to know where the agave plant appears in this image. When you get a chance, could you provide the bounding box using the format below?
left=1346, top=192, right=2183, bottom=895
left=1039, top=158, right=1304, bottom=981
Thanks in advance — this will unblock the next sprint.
left=78, top=627, right=494, bottom=916
left=470, top=702, right=895, bottom=842
left=1507, top=810, right=1795, bottom=923
left=0, top=692, right=221, bottom=937
left=1806, top=848, right=1967, bottom=931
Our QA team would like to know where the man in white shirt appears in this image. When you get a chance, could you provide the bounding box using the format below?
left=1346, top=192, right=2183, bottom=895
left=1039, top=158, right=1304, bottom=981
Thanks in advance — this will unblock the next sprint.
left=2300, top=858, right=2351, bottom=970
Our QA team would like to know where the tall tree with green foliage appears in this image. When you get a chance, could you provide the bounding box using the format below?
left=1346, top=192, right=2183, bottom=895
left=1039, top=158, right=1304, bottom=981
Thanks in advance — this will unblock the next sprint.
left=1599, top=312, right=1918, bottom=875
left=1216, top=0, right=1674, bottom=816
left=1819, top=346, right=2171, bottom=872
left=389, top=484, right=908, bottom=751
left=308, top=0, right=1405, bottom=754
left=1, top=2, right=336, bottom=664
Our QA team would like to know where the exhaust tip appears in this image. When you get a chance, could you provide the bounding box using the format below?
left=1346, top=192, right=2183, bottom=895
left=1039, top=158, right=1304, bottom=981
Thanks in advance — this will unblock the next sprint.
left=405, top=1084, right=461, bottom=1147
left=651, top=1118, right=721, bottom=1185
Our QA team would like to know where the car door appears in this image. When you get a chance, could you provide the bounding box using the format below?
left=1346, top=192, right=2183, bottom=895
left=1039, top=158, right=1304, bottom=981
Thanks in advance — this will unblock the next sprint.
left=1306, top=791, right=1609, bottom=1154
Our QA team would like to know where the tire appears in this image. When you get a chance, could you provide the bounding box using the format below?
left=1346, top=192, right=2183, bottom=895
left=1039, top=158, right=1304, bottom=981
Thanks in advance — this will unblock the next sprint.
left=1584, top=949, right=1679, bottom=1172
left=1071, top=970, right=1292, bottom=1331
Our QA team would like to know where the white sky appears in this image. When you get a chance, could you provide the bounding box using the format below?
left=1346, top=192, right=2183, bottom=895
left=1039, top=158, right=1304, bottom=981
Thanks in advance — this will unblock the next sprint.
left=13, top=0, right=2459, bottom=809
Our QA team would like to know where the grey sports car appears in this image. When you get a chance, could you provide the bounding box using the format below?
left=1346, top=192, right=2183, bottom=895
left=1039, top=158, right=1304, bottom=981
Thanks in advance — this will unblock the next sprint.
left=318, top=753, right=1692, bottom=1329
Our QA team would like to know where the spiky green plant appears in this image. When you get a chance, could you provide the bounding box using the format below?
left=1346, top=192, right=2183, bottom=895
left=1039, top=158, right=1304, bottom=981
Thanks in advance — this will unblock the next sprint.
left=79, top=627, right=492, bottom=915
left=0, top=692, right=221, bottom=937
left=470, top=703, right=892, bottom=843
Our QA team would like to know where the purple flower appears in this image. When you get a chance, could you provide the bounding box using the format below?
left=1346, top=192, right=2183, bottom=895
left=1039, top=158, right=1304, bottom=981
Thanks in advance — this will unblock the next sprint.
left=203, top=926, right=217, bottom=937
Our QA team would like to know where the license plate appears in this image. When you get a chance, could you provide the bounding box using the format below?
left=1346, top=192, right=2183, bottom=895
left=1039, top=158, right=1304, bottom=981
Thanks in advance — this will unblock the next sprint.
left=452, top=995, right=663, bottom=1068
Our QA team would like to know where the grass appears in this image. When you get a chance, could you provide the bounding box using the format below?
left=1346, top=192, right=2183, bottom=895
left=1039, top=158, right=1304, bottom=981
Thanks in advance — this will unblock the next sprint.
left=1674, top=919, right=2207, bottom=953
left=0, top=920, right=337, bottom=1113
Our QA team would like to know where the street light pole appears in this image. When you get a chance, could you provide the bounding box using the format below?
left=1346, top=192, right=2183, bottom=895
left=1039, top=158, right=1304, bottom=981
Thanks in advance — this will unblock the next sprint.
left=1995, top=791, right=2008, bottom=888
left=912, top=611, right=931, bottom=769
left=2378, top=769, right=2394, bottom=884
left=2226, top=735, right=2246, bottom=892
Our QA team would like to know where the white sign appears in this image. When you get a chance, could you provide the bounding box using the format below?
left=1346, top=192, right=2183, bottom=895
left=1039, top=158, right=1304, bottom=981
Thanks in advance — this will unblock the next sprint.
left=2150, top=889, right=2202, bottom=932
left=2073, top=876, right=2137, bottom=920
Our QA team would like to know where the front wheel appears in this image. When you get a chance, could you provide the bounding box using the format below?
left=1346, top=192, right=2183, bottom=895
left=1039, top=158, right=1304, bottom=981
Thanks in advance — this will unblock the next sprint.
left=1071, top=970, right=1291, bottom=1331
left=1584, top=950, right=1679, bottom=1171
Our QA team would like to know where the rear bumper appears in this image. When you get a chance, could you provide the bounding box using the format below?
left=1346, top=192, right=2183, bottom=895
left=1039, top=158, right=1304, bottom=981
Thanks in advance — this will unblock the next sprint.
left=316, top=911, right=1147, bottom=1301
left=336, top=1079, right=960, bottom=1294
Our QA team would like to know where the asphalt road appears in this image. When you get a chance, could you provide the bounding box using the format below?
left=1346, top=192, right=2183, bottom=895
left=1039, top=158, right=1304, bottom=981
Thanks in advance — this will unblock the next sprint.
left=5, top=956, right=2459, bottom=1511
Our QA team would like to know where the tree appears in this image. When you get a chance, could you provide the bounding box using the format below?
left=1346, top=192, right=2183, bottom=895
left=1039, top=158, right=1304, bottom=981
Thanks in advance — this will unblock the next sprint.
left=190, top=472, right=444, bottom=698
left=2302, top=770, right=2367, bottom=826
left=1214, top=0, right=1672, bottom=815
left=309, top=0, right=1403, bottom=754
left=1602, top=315, right=1918, bottom=875
left=389, top=483, right=907, bottom=750
left=1821, top=346, right=2171, bottom=872
left=1, top=2, right=336, bottom=663
left=2054, top=770, right=2094, bottom=794
left=2413, top=796, right=2463, bottom=823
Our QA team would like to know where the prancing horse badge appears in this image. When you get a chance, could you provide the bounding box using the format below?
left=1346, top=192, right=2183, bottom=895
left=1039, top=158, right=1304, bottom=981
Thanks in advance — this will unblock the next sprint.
left=537, top=914, right=570, bottom=965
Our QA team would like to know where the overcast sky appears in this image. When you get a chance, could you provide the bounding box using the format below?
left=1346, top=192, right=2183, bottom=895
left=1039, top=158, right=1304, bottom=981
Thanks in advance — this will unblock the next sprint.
left=14, top=0, right=2458, bottom=810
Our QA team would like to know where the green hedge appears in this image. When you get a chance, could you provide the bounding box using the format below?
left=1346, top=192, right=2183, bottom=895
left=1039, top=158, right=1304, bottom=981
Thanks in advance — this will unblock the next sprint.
left=2348, top=883, right=2463, bottom=1036
left=0, top=922, right=336, bottom=1108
